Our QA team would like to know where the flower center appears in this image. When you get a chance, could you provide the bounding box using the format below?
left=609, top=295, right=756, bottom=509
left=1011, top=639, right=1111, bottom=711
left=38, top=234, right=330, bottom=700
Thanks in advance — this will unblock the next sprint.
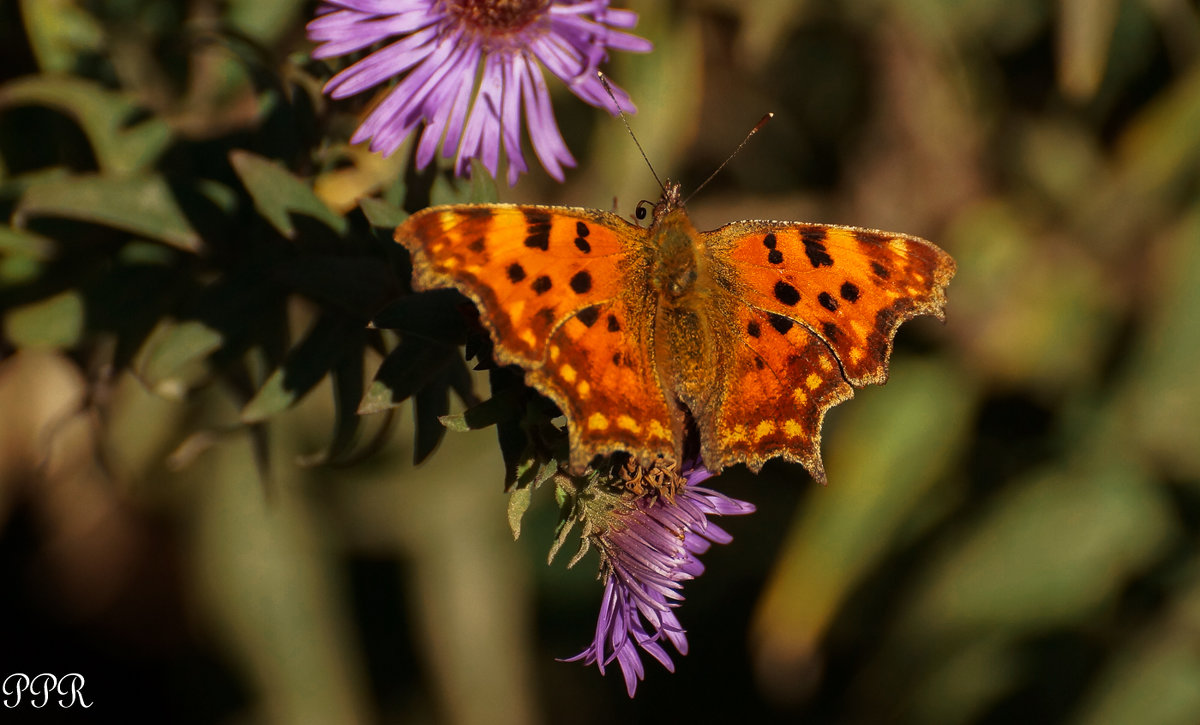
left=613, top=457, right=686, bottom=499
left=442, top=0, right=551, bottom=33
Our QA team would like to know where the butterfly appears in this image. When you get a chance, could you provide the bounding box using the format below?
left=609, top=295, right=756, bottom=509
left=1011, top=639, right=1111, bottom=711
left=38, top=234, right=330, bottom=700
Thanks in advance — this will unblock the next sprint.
left=394, top=182, right=955, bottom=483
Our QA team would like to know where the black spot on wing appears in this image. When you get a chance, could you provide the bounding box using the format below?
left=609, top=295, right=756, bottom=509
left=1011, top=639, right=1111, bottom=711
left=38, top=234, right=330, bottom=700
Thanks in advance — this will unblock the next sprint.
left=462, top=208, right=493, bottom=222
left=536, top=308, right=555, bottom=326
left=576, top=221, right=590, bottom=237
left=768, top=313, right=794, bottom=335
left=576, top=306, right=600, bottom=327
left=822, top=322, right=841, bottom=341
left=774, top=280, right=801, bottom=306
left=569, top=270, right=592, bottom=294
left=467, top=238, right=485, bottom=253
left=840, top=282, right=860, bottom=302
left=818, top=292, right=838, bottom=312
left=506, top=263, right=526, bottom=283
left=747, top=320, right=761, bottom=338
left=523, top=210, right=551, bottom=251
left=768, top=249, right=784, bottom=264
left=574, top=237, right=592, bottom=253
left=802, top=228, right=834, bottom=268
left=607, top=314, right=621, bottom=332
left=763, top=233, right=777, bottom=249
left=532, top=275, right=552, bottom=295
left=853, top=229, right=887, bottom=245
left=871, top=262, right=890, bottom=279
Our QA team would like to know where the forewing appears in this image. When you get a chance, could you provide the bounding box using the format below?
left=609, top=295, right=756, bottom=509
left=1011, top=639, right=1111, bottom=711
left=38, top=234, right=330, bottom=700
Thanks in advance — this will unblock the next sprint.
left=395, top=205, right=679, bottom=471
left=719, top=221, right=956, bottom=386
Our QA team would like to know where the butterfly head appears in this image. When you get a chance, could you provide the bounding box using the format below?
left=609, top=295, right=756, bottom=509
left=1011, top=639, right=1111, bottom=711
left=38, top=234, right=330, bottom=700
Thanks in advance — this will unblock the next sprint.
left=635, top=182, right=685, bottom=227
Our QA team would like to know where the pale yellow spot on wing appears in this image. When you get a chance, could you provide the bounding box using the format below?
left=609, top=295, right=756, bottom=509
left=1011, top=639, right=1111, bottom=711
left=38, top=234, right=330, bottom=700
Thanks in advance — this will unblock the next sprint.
left=563, top=318, right=586, bottom=341
left=617, top=415, right=641, bottom=433
left=549, top=344, right=560, bottom=361
left=724, top=424, right=749, bottom=445
left=442, top=257, right=459, bottom=270
left=520, top=329, right=537, bottom=349
left=464, top=265, right=481, bottom=274
left=647, top=420, right=669, bottom=441
left=560, top=364, right=577, bottom=384
left=793, top=389, right=808, bottom=405
left=849, top=348, right=864, bottom=364
left=806, top=372, right=821, bottom=390
left=754, top=420, right=777, bottom=441
left=784, top=419, right=804, bottom=437
left=818, top=356, right=834, bottom=373
left=588, top=412, right=609, bottom=431
left=577, top=380, right=590, bottom=398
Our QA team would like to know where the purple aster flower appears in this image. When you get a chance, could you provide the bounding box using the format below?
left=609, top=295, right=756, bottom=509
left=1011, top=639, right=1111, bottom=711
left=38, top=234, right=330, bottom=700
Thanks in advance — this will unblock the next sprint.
left=564, top=464, right=756, bottom=696
left=307, top=0, right=652, bottom=185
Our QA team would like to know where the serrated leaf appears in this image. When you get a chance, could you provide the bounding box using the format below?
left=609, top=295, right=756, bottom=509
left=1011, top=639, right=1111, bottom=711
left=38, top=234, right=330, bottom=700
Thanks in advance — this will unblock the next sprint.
left=136, top=319, right=224, bottom=399
left=4, top=290, right=83, bottom=347
left=507, top=486, right=533, bottom=540
left=241, top=315, right=356, bottom=423
left=413, top=365, right=453, bottom=463
left=370, top=289, right=469, bottom=341
left=0, top=75, right=170, bottom=174
left=230, top=149, right=346, bottom=238
left=358, top=340, right=457, bottom=414
left=14, top=173, right=201, bottom=251
left=358, top=196, right=409, bottom=228
left=440, top=386, right=523, bottom=432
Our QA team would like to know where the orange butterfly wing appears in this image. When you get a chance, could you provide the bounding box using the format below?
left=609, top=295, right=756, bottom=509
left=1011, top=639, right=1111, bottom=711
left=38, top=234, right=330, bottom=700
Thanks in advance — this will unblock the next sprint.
left=395, top=205, right=679, bottom=472
left=699, top=221, right=955, bottom=481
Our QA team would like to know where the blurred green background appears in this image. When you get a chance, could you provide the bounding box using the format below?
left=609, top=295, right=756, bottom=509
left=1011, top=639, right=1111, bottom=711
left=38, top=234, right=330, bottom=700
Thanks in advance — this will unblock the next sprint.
left=2, top=0, right=1199, bottom=723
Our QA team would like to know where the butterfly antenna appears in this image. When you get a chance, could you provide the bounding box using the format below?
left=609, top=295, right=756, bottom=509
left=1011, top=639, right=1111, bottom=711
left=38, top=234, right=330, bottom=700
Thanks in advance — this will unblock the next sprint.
left=597, top=71, right=665, bottom=193
left=683, top=112, right=774, bottom=206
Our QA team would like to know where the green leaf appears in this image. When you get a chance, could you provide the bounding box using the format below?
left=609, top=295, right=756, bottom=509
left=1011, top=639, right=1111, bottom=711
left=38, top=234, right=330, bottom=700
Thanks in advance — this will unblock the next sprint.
left=4, top=290, right=84, bottom=348
left=0, top=226, right=56, bottom=259
left=17, top=0, right=103, bottom=74
left=0, top=75, right=171, bottom=174
left=358, top=340, right=458, bottom=414
left=429, top=162, right=498, bottom=206
left=230, top=149, right=346, bottom=238
left=439, top=387, right=523, bottom=432
left=14, top=173, right=201, bottom=251
left=358, top=196, right=409, bottom=229
left=241, top=315, right=357, bottom=423
left=135, top=319, right=224, bottom=399
left=370, top=289, right=469, bottom=342
left=413, top=365, right=453, bottom=463
left=507, top=485, right=533, bottom=540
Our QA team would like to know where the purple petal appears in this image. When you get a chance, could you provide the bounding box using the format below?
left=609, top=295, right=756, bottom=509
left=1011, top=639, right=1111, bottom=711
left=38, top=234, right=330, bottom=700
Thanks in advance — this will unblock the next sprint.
left=567, top=466, right=754, bottom=696
left=308, top=0, right=653, bottom=184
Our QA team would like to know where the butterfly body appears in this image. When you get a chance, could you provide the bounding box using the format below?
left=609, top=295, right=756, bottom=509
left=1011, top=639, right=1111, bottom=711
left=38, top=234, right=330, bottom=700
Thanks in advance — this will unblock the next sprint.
left=396, top=183, right=955, bottom=482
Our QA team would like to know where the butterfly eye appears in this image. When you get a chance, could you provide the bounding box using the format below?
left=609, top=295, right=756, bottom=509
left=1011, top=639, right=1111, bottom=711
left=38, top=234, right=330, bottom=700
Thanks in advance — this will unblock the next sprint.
left=635, top=201, right=651, bottom=220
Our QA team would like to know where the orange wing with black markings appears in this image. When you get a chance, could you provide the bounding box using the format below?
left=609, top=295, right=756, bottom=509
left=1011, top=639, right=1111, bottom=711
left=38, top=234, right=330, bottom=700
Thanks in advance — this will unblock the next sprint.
left=395, top=205, right=680, bottom=472
left=719, top=222, right=955, bottom=385
left=698, top=220, right=955, bottom=481
left=395, top=183, right=956, bottom=483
